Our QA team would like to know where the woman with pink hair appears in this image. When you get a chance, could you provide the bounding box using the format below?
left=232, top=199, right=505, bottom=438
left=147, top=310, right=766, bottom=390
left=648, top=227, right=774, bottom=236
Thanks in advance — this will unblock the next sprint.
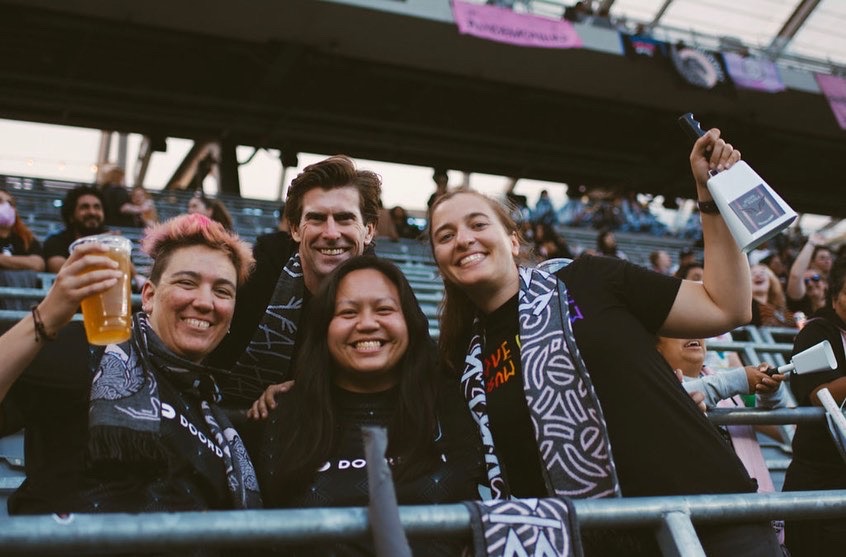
left=0, top=214, right=260, bottom=517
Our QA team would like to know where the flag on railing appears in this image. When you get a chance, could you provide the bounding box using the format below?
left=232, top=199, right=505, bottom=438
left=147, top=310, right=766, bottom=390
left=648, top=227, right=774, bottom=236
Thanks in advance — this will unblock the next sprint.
left=816, top=73, right=846, bottom=130
left=451, top=0, right=582, bottom=49
left=620, top=34, right=669, bottom=59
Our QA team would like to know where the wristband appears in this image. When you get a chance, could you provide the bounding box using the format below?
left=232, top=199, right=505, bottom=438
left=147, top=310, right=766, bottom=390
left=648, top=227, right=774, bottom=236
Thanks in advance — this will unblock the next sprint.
left=697, top=200, right=720, bottom=215
left=31, top=305, right=56, bottom=342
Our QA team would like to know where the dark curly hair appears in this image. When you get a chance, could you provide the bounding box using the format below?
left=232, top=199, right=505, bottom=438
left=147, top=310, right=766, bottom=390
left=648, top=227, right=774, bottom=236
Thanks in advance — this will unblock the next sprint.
left=61, top=185, right=103, bottom=227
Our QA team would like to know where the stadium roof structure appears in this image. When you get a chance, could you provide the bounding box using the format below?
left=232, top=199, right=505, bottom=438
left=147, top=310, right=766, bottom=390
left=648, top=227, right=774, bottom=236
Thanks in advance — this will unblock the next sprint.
left=533, top=0, right=845, bottom=71
left=0, top=0, right=843, bottom=215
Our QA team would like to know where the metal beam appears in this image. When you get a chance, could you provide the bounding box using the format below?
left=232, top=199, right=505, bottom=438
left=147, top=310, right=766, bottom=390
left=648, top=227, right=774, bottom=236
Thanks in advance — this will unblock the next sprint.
left=650, top=0, right=675, bottom=27
left=767, top=0, right=822, bottom=59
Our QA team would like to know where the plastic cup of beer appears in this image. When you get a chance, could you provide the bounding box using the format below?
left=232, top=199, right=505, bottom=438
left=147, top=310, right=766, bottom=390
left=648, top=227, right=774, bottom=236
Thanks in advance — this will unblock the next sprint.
left=69, top=234, right=133, bottom=345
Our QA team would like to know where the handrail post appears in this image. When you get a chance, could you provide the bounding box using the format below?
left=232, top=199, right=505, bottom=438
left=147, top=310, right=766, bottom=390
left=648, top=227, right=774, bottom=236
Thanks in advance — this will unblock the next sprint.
left=656, top=511, right=706, bottom=557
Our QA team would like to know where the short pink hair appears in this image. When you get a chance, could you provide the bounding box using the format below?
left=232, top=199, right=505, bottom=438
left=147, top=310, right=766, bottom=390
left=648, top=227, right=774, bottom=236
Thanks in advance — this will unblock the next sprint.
left=142, top=213, right=254, bottom=286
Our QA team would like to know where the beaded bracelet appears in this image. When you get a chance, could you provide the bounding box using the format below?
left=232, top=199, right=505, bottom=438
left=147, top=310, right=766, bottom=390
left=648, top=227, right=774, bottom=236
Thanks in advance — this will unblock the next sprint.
left=31, top=305, right=56, bottom=342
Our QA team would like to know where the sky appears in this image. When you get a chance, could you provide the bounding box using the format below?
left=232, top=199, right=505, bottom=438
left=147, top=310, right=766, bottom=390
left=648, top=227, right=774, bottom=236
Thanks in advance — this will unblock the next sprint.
left=0, top=118, right=570, bottom=218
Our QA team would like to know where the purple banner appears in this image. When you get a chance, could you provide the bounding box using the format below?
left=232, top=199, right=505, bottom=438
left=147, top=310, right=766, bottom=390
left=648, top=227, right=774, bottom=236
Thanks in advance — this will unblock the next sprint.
left=451, top=0, right=582, bottom=49
left=722, top=52, right=785, bottom=93
left=816, top=73, right=846, bottom=130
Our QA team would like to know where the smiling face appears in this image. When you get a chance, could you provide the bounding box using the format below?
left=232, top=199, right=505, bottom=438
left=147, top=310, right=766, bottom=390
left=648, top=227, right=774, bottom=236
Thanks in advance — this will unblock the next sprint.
left=656, top=337, right=706, bottom=378
left=141, top=245, right=237, bottom=363
left=430, top=192, right=520, bottom=309
left=72, top=194, right=105, bottom=234
left=290, top=186, right=375, bottom=293
left=750, top=264, right=771, bottom=296
left=804, top=269, right=827, bottom=304
left=328, top=268, right=408, bottom=393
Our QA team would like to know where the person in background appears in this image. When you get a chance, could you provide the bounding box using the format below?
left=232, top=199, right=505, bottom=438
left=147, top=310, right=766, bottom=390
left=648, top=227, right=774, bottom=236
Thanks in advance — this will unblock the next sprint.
left=42, top=186, right=108, bottom=273
left=124, top=185, right=158, bottom=228
left=532, top=189, right=556, bottom=226
left=1, top=214, right=260, bottom=515
left=678, top=246, right=697, bottom=269
left=99, top=164, right=136, bottom=228
left=187, top=191, right=234, bottom=231
left=595, top=228, right=627, bottom=259
left=0, top=188, right=44, bottom=272
left=427, top=169, right=449, bottom=209
left=256, top=256, right=483, bottom=556
left=390, top=206, right=420, bottom=240
left=649, top=249, right=672, bottom=275
left=428, top=128, right=782, bottom=555
left=751, top=263, right=797, bottom=328
left=761, top=251, right=789, bottom=291
left=656, top=335, right=788, bottom=545
left=782, top=256, right=846, bottom=556
left=787, top=233, right=832, bottom=317
left=675, top=261, right=704, bottom=282
left=532, top=222, right=573, bottom=261
left=375, top=198, right=399, bottom=241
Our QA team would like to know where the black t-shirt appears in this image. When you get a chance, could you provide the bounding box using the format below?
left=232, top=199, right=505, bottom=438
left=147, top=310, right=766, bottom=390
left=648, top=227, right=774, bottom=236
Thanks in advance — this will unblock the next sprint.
left=554, top=256, right=752, bottom=497
left=479, top=294, right=547, bottom=497
left=0, top=232, right=41, bottom=257
left=266, top=385, right=483, bottom=508
left=101, top=184, right=135, bottom=228
left=42, top=228, right=77, bottom=261
left=42, top=228, right=109, bottom=263
left=261, top=383, right=483, bottom=557
left=784, top=309, right=846, bottom=491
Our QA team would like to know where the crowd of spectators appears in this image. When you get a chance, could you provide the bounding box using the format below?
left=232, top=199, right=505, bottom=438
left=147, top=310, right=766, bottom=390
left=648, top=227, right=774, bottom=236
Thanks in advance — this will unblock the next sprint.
left=0, top=149, right=846, bottom=556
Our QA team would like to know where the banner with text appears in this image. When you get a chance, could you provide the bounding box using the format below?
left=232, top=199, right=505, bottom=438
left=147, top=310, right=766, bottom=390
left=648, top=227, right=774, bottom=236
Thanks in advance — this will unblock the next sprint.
left=816, top=73, right=846, bottom=130
left=452, top=0, right=582, bottom=49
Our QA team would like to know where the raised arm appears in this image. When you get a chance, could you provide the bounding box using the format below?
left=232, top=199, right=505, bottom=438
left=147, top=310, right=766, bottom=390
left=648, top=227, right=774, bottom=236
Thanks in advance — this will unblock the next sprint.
left=0, top=243, right=122, bottom=405
left=786, top=233, right=824, bottom=302
left=660, top=129, right=752, bottom=337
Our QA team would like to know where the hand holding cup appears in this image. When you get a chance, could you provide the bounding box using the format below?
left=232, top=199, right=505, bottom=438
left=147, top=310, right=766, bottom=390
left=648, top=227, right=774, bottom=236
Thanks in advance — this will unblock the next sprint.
left=68, top=234, right=133, bottom=345
left=35, top=242, right=125, bottom=340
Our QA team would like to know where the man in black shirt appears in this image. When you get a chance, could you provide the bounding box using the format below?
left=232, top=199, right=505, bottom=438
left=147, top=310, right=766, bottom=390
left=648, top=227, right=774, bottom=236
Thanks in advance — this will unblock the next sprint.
left=42, top=186, right=107, bottom=273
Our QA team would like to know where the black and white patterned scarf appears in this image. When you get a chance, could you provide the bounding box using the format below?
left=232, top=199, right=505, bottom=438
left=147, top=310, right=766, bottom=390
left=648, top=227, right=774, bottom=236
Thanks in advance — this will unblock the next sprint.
left=462, top=266, right=620, bottom=500
left=464, top=498, right=582, bottom=557
left=88, top=312, right=262, bottom=509
left=219, top=252, right=304, bottom=405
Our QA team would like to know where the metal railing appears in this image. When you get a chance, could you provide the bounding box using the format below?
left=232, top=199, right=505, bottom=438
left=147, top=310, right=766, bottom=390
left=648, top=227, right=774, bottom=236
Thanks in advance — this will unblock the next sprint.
left=0, top=490, right=844, bottom=554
